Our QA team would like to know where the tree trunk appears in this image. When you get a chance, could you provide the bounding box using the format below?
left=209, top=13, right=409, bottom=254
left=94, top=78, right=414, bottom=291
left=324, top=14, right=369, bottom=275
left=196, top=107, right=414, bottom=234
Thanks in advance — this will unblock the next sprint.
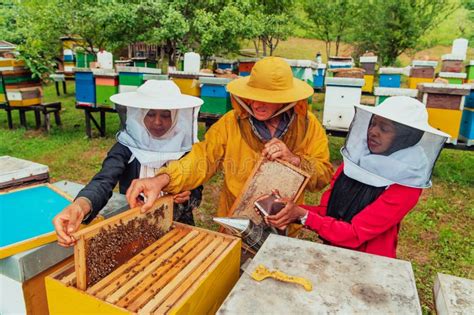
left=253, top=39, right=260, bottom=57
left=325, top=41, right=331, bottom=60
left=262, top=37, right=267, bottom=56
left=335, top=36, right=341, bottom=56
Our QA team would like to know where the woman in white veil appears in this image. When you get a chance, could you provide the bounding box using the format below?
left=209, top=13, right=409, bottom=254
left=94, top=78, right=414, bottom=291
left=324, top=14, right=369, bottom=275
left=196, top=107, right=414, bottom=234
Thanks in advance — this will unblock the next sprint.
left=265, top=96, right=449, bottom=258
left=53, top=80, right=203, bottom=247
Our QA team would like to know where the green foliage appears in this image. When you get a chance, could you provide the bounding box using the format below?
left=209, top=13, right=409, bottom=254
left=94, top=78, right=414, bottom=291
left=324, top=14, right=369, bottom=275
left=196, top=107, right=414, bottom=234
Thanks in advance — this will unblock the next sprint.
left=304, top=0, right=361, bottom=58
left=352, top=0, right=456, bottom=65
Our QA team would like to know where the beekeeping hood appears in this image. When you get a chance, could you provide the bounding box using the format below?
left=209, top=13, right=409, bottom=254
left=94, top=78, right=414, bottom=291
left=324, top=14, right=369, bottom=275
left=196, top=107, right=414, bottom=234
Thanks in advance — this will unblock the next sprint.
left=110, top=80, right=203, bottom=174
left=341, top=96, right=449, bottom=188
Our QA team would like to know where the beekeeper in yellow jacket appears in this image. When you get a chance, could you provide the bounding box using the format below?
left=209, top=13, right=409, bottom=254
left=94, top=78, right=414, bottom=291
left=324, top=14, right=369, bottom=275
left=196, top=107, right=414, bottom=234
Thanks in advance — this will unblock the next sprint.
left=126, top=57, right=333, bottom=220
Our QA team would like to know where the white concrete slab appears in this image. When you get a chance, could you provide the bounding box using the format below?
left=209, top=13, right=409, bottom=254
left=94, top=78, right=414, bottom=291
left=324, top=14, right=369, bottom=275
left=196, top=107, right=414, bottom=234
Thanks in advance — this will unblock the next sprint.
left=434, top=273, right=474, bottom=315
left=218, top=234, right=422, bottom=315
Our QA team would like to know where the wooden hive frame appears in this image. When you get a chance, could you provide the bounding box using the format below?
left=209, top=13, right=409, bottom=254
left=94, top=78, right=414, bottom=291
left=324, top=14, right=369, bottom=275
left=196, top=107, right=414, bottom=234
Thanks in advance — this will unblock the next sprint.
left=229, top=157, right=310, bottom=225
left=49, top=222, right=240, bottom=314
left=72, top=197, right=174, bottom=290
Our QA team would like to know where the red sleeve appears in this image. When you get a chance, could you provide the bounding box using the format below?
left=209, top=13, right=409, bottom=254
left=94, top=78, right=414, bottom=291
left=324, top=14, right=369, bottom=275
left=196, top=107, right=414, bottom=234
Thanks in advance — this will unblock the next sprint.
left=304, top=183, right=422, bottom=248
left=300, top=164, right=343, bottom=216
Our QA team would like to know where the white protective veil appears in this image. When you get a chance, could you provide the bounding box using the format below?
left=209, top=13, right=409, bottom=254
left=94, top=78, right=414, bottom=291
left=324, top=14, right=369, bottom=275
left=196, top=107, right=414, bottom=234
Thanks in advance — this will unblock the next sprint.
left=111, top=80, right=203, bottom=178
left=341, top=96, right=449, bottom=188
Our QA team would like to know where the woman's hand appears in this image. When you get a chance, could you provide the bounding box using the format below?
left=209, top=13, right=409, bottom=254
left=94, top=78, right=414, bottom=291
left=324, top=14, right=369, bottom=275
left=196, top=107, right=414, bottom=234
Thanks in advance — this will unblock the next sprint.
left=266, top=197, right=308, bottom=230
left=52, top=198, right=90, bottom=247
left=262, top=138, right=301, bottom=166
left=173, top=191, right=191, bottom=204
left=126, top=174, right=170, bottom=213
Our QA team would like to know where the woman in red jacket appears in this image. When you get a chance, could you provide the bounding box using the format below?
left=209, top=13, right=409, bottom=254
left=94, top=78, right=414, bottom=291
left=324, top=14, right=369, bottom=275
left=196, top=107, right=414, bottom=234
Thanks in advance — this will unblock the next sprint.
left=267, top=96, right=449, bottom=258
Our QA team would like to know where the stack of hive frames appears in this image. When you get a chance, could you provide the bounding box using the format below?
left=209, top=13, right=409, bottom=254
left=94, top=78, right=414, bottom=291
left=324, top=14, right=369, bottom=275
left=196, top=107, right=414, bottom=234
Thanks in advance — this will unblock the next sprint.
left=48, top=223, right=240, bottom=314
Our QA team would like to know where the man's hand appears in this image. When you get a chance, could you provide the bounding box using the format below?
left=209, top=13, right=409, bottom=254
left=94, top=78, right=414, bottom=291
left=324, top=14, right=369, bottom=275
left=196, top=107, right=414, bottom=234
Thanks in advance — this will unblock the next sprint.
left=173, top=191, right=191, bottom=204
left=126, top=174, right=170, bottom=213
left=52, top=198, right=90, bottom=247
left=262, top=138, right=301, bottom=166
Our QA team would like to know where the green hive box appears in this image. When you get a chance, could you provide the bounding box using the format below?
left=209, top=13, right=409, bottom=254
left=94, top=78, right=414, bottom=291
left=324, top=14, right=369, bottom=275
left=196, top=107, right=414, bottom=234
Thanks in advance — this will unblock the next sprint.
left=467, top=63, right=474, bottom=80
left=96, top=85, right=118, bottom=107
left=76, top=52, right=96, bottom=68
left=0, top=83, right=4, bottom=94
left=447, top=78, right=464, bottom=84
left=119, top=73, right=143, bottom=86
left=200, top=96, right=232, bottom=115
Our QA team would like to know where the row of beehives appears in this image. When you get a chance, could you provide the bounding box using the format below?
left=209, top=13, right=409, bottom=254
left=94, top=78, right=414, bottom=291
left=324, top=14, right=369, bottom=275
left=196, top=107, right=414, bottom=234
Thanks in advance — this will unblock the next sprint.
left=74, top=66, right=237, bottom=116
left=0, top=59, right=42, bottom=107
left=322, top=73, right=474, bottom=146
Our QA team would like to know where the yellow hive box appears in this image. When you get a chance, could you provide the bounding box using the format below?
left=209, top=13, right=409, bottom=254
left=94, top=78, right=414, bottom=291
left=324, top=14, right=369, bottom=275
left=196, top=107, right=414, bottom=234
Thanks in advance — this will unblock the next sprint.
left=408, top=77, right=433, bottom=89
left=0, top=59, right=25, bottom=67
left=171, top=77, right=200, bottom=96
left=427, top=108, right=462, bottom=139
left=45, top=223, right=241, bottom=315
left=9, top=98, right=41, bottom=107
left=362, top=75, right=374, bottom=93
left=0, top=94, right=5, bottom=103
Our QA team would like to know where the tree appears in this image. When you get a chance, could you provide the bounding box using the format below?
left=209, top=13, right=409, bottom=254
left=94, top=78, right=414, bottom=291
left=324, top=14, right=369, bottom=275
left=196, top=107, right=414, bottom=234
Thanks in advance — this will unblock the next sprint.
left=240, top=0, right=295, bottom=57
left=352, top=0, right=456, bottom=65
left=304, top=0, right=360, bottom=59
left=462, top=0, right=474, bottom=41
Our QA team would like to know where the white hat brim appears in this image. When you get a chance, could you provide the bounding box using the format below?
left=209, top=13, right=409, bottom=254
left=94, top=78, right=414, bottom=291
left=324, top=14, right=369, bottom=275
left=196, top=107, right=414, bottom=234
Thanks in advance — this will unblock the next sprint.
left=110, top=91, right=203, bottom=109
left=355, top=104, right=450, bottom=138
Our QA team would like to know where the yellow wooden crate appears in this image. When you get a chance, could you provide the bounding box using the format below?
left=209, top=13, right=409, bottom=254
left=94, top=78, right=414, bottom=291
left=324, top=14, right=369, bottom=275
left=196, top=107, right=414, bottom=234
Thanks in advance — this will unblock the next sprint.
left=171, top=78, right=200, bottom=96
left=9, top=98, right=42, bottom=107
left=0, top=59, right=25, bottom=67
left=362, top=75, right=374, bottom=93
left=45, top=223, right=241, bottom=315
left=427, top=108, right=462, bottom=138
left=408, top=77, right=433, bottom=89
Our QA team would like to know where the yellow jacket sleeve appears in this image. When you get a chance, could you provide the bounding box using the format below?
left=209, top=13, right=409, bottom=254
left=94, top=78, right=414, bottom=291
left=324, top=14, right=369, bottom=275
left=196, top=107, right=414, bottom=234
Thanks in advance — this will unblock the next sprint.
left=295, top=112, right=333, bottom=192
left=156, top=112, right=230, bottom=194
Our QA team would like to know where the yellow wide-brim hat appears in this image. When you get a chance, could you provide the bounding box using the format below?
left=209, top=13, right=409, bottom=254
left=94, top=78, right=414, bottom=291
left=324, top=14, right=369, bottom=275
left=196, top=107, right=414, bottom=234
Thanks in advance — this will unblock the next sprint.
left=227, top=57, right=314, bottom=103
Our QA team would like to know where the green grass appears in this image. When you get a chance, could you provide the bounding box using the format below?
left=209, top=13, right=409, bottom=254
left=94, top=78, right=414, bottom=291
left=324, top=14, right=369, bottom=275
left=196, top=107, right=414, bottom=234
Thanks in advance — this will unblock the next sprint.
left=1, top=75, right=473, bottom=313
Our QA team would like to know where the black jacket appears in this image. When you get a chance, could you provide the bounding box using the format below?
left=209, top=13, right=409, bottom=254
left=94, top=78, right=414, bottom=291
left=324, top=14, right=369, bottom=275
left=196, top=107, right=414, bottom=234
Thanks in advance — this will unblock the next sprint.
left=77, top=142, right=202, bottom=225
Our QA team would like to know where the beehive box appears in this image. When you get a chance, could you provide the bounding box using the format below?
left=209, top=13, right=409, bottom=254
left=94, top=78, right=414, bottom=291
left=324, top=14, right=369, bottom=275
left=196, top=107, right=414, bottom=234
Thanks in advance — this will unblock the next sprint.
left=323, top=77, right=365, bottom=131
left=409, top=60, right=437, bottom=88
left=439, top=72, right=467, bottom=85
left=117, top=67, right=162, bottom=87
left=45, top=197, right=241, bottom=315
left=94, top=70, right=119, bottom=108
left=460, top=107, right=474, bottom=145
left=312, top=64, right=326, bottom=89
left=418, top=83, right=470, bottom=143
left=362, top=74, right=374, bottom=93
left=441, top=54, right=464, bottom=73
left=378, top=67, right=404, bottom=88
left=75, top=68, right=96, bottom=107
left=169, top=71, right=211, bottom=97
left=467, top=60, right=474, bottom=81
left=215, top=58, right=238, bottom=72
left=6, top=87, right=42, bottom=107
left=238, top=58, right=258, bottom=76
left=465, top=84, right=474, bottom=109
left=359, top=56, right=377, bottom=75
left=199, top=77, right=232, bottom=115
left=374, top=87, right=418, bottom=106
